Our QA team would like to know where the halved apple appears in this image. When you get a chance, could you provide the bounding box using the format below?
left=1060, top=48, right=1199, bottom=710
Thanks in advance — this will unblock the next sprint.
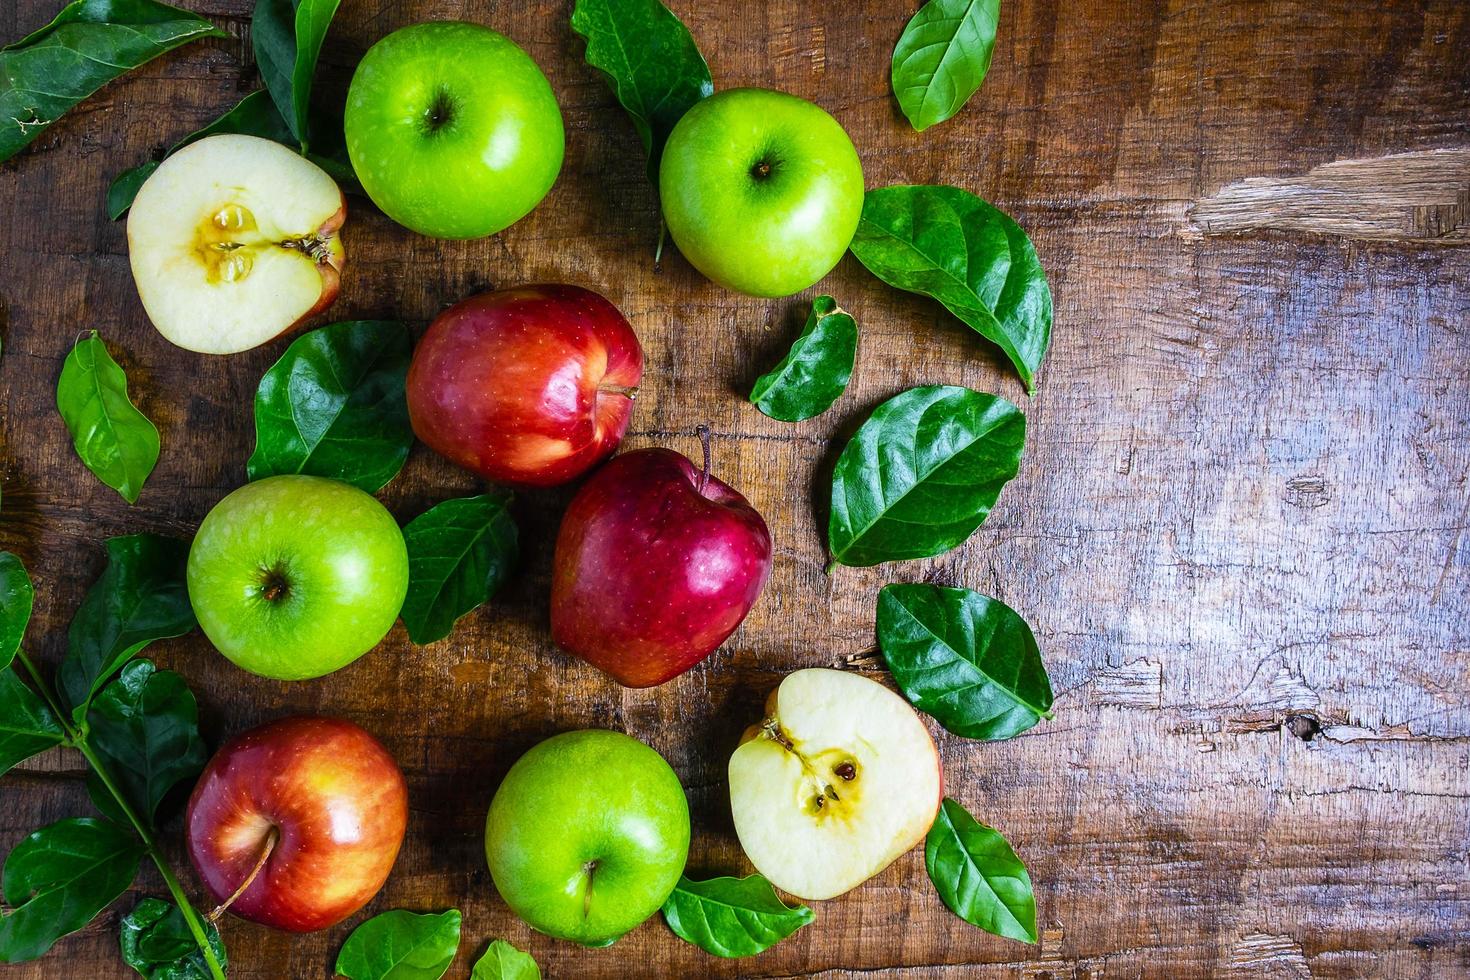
left=728, top=668, right=943, bottom=901
left=127, top=134, right=345, bottom=355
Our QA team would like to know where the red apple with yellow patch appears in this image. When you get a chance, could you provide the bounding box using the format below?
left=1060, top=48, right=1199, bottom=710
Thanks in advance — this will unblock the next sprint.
left=406, top=284, right=642, bottom=487
left=185, top=716, right=407, bottom=932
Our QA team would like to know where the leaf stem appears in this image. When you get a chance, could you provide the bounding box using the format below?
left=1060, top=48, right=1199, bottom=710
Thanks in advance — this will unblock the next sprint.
left=11, top=650, right=227, bottom=980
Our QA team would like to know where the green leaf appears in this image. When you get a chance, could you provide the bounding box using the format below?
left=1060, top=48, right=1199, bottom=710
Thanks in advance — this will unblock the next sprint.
left=57, top=534, right=196, bottom=722
left=87, top=661, right=207, bottom=824
left=827, top=385, right=1024, bottom=568
left=247, top=320, right=413, bottom=493
left=335, top=908, right=462, bottom=980
left=662, top=874, right=814, bottom=958
left=289, top=0, right=341, bottom=150
left=56, top=332, right=160, bottom=504
left=108, top=90, right=295, bottom=219
left=925, top=798, right=1036, bottom=943
left=0, top=670, right=65, bottom=779
left=0, top=0, right=222, bottom=163
left=0, top=817, right=144, bottom=962
left=401, top=494, right=519, bottom=646
left=119, top=897, right=227, bottom=980
left=877, top=584, right=1052, bottom=740
left=850, top=185, right=1052, bottom=391
left=469, top=939, right=540, bottom=980
left=0, top=551, right=34, bottom=669
left=252, top=0, right=340, bottom=147
left=891, top=0, right=1000, bottom=132
left=750, top=296, right=858, bottom=423
left=571, top=0, right=714, bottom=183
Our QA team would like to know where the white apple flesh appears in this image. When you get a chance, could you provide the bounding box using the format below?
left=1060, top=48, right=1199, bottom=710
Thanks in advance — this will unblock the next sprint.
left=127, top=134, right=345, bottom=355
left=729, top=668, right=943, bottom=901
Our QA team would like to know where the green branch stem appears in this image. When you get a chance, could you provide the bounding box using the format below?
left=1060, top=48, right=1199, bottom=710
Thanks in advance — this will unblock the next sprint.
left=11, top=650, right=227, bottom=980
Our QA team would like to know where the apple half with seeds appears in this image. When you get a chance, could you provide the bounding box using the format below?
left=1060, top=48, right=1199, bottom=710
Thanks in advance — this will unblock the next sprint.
left=127, top=133, right=345, bottom=355
left=729, top=668, right=943, bottom=901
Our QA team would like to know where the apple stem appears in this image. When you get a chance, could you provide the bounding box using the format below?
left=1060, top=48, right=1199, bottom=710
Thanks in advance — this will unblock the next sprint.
left=654, top=220, right=667, bottom=272
left=597, top=383, right=640, bottom=401
left=208, top=825, right=279, bottom=923
left=695, top=424, right=712, bottom=495
left=10, top=649, right=229, bottom=980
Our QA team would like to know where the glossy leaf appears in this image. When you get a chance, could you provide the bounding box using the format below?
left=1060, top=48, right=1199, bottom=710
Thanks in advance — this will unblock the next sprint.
left=0, top=551, right=34, bottom=669
left=119, top=897, right=227, bottom=980
left=87, top=661, right=207, bottom=824
left=0, top=0, right=222, bottom=162
left=571, top=0, right=714, bottom=182
left=56, top=332, right=160, bottom=504
left=850, top=185, right=1052, bottom=391
left=335, top=908, right=462, bottom=980
left=749, top=297, right=858, bottom=423
left=877, top=584, right=1052, bottom=740
left=0, top=670, right=65, bottom=779
left=108, top=90, right=294, bottom=219
left=252, top=0, right=339, bottom=147
left=57, top=534, right=196, bottom=722
left=470, top=939, right=540, bottom=980
left=247, top=320, right=413, bottom=493
left=662, top=874, right=814, bottom=958
left=891, top=0, right=1000, bottom=132
left=0, top=817, right=143, bottom=962
left=401, top=494, right=519, bottom=646
left=827, top=385, right=1024, bottom=568
left=925, top=798, right=1036, bottom=943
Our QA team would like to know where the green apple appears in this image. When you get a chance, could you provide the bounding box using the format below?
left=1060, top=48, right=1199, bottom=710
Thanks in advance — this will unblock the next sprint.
left=344, top=21, right=564, bottom=239
left=659, top=87, right=864, bottom=297
left=187, top=475, right=408, bottom=680
left=484, top=730, right=690, bottom=946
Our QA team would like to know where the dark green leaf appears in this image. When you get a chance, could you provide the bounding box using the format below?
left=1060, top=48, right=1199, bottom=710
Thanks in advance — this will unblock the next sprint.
left=58, top=534, right=196, bottom=722
left=662, top=874, right=814, bottom=958
left=401, top=494, right=518, bottom=646
left=877, top=584, right=1052, bottom=740
left=87, top=660, right=207, bottom=824
left=56, top=332, right=160, bottom=504
left=290, top=0, right=341, bottom=150
left=571, top=0, right=714, bottom=183
left=119, top=897, right=227, bottom=980
left=252, top=0, right=340, bottom=146
left=827, top=385, right=1024, bottom=568
left=0, top=817, right=143, bottom=962
left=108, top=90, right=295, bottom=219
left=750, top=296, right=858, bottom=422
left=251, top=0, right=298, bottom=141
left=335, top=908, right=462, bottom=980
left=247, top=320, right=413, bottom=493
left=0, top=551, right=34, bottom=669
left=0, top=0, right=222, bottom=163
left=0, top=670, right=65, bottom=779
left=891, top=0, right=1000, bottom=132
left=470, top=939, right=539, bottom=980
left=925, top=798, right=1036, bottom=943
left=850, top=185, right=1052, bottom=391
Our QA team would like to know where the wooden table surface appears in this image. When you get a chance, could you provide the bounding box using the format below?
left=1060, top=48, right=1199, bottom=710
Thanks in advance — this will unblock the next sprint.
left=2, top=1, right=1467, bottom=977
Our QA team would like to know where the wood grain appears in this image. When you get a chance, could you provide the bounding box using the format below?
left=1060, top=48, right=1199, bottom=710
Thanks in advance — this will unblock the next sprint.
left=2, top=0, right=1468, bottom=977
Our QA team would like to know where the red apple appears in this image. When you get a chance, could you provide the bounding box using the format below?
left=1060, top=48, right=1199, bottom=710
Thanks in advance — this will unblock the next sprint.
left=406, top=284, right=643, bottom=487
left=551, top=431, right=773, bottom=687
left=185, top=716, right=408, bottom=932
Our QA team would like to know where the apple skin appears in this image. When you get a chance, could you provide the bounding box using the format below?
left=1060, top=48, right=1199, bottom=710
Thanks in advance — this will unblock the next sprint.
left=185, top=716, right=408, bottom=932
left=345, top=22, right=564, bottom=239
left=551, top=446, right=772, bottom=687
left=659, top=87, right=864, bottom=297
left=484, top=730, right=690, bottom=945
left=187, top=475, right=409, bottom=680
left=406, top=285, right=643, bottom=488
